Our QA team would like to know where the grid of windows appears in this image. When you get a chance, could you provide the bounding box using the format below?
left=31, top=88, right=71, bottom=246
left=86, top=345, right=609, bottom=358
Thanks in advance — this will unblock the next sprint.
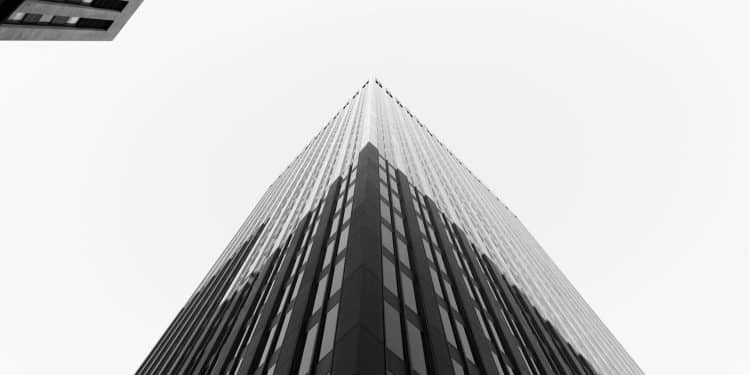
left=378, top=157, right=429, bottom=375
left=368, top=80, right=638, bottom=375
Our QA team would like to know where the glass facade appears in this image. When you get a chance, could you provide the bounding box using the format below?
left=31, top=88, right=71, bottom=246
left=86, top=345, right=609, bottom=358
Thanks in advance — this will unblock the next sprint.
left=138, top=80, right=641, bottom=375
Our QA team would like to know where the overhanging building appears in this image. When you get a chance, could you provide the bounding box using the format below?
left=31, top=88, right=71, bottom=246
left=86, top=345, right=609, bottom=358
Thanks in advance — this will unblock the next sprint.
left=0, top=0, right=142, bottom=40
left=137, top=79, right=642, bottom=375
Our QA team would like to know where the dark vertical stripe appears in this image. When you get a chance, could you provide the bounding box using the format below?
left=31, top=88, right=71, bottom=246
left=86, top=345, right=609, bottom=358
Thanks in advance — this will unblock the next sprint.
left=139, top=223, right=265, bottom=374
left=207, top=249, right=282, bottom=375
left=396, top=170, right=454, bottom=375
left=330, top=143, right=385, bottom=375
left=424, top=198, right=502, bottom=375
left=514, top=290, right=575, bottom=375
left=234, top=212, right=312, bottom=373
left=450, top=226, right=533, bottom=375
left=151, top=233, right=257, bottom=374
left=482, top=255, right=558, bottom=375
left=273, top=178, right=342, bottom=375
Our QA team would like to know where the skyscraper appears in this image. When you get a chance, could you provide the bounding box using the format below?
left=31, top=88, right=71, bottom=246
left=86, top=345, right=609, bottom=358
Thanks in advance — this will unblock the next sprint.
left=0, top=0, right=141, bottom=40
left=138, top=79, right=642, bottom=375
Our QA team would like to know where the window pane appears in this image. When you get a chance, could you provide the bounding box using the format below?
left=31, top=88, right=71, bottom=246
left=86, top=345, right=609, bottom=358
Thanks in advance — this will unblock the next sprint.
left=435, top=252, right=447, bottom=273
left=445, top=285, right=458, bottom=309
left=401, top=273, right=417, bottom=312
left=430, top=269, right=443, bottom=297
left=275, top=313, right=292, bottom=350
left=455, top=321, right=475, bottom=363
left=381, top=224, right=393, bottom=251
left=453, top=360, right=465, bottom=375
left=396, top=238, right=410, bottom=268
left=406, top=323, right=427, bottom=375
left=298, top=324, right=319, bottom=375
left=384, top=302, right=404, bottom=359
left=380, top=182, right=389, bottom=199
left=422, top=239, right=434, bottom=261
left=380, top=201, right=391, bottom=223
left=393, top=197, right=401, bottom=213
left=312, top=275, right=329, bottom=312
left=383, top=257, right=398, bottom=296
left=339, top=225, right=349, bottom=250
left=343, top=202, right=353, bottom=223
left=394, top=214, right=405, bottom=235
left=329, top=258, right=345, bottom=296
left=318, top=305, right=340, bottom=359
left=439, top=307, right=456, bottom=346
left=322, top=241, right=335, bottom=269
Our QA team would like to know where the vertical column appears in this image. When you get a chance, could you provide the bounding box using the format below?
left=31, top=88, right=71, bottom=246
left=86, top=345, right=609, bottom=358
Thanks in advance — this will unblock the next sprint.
left=482, top=254, right=557, bottom=375
left=396, top=170, right=454, bottom=375
left=424, top=198, right=502, bottom=375
left=514, top=291, right=576, bottom=375
left=207, top=249, right=281, bottom=374
left=330, top=143, right=385, bottom=375
left=450, top=226, right=532, bottom=375
left=139, top=222, right=265, bottom=375
left=234, top=212, right=313, bottom=373
left=273, top=178, right=342, bottom=375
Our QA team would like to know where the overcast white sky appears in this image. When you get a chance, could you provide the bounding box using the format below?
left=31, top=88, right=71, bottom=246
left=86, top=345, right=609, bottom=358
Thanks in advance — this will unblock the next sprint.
left=1, top=1, right=748, bottom=374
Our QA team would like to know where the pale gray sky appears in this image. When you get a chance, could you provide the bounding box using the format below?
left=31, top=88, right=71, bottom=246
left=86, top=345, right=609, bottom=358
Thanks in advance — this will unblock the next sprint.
left=1, top=1, right=748, bottom=374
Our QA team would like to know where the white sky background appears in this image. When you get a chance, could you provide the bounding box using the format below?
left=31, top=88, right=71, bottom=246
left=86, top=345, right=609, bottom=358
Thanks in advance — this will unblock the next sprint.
left=1, top=1, right=748, bottom=373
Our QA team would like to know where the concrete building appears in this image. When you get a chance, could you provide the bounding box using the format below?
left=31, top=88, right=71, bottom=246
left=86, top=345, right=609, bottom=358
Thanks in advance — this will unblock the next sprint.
left=0, top=0, right=142, bottom=40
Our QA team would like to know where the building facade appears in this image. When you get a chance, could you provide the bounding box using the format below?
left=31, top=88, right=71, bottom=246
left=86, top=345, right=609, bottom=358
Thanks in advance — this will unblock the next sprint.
left=0, top=0, right=142, bottom=40
left=138, top=80, right=642, bottom=375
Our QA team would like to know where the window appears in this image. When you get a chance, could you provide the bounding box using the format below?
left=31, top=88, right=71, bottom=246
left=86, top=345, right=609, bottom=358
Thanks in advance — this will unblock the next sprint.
left=401, top=273, right=417, bottom=313
left=455, top=321, right=475, bottom=363
left=435, top=252, right=447, bottom=273
left=329, top=258, right=345, bottom=296
left=452, top=360, right=465, bottom=375
left=406, top=323, right=427, bottom=375
left=382, top=257, right=398, bottom=296
left=393, top=214, right=405, bottom=235
left=312, top=275, right=329, bottom=312
left=318, top=305, right=339, bottom=359
left=297, top=324, right=319, bottom=375
left=22, top=13, right=42, bottom=24
left=439, top=307, right=456, bottom=346
left=381, top=225, right=393, bottom=251
left=422, top=239, right=434, bottom=261
left=275, top=313, right=292, bottom=350
left=76, top=18, right=113, bottom=30
left=384, top=302, right=404, bottom=359
left=445, top=285, right=458, bottom=309
left=380, top=201, right=391, bottom=223
left=430, top=269, right=444, bottom=298
left=342, top=202, right=352, bottom=223
left=8, top=12, right=25, bottom=22
left=339, top=226, right=349, bottom=250
left=396, top=238, right=410, bottom=268
left=393, top=197, right=402, bottom=213
left=322, top=241, right=335, bottom=269
left=50, top=16, right=69, bottom=25
left=329, top=218, right=340, bottom=240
